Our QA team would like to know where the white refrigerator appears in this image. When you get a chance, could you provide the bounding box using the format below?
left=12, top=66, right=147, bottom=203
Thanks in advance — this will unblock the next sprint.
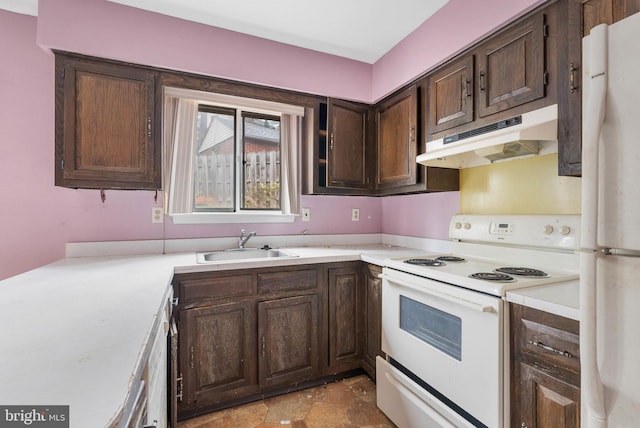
left=581, top=11, right=640, bottom=428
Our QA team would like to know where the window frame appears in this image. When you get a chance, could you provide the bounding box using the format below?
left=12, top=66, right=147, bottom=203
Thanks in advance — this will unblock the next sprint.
left=163, top=86, right=303, bottom=224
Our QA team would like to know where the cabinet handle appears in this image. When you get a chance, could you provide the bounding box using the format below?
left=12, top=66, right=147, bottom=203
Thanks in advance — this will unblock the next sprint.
left=330, top=132, right=335, bottom=150
left=479, top=72, right=486, bottom=92
left=147, top=116, right=152, bottom=138
left=190, top=346, right=195, bottom=368
left=465, top=78, right=471, bottom=97
left=521, top=423, right=528, bottom=428
left=409, top=126, right=415, bottom=144
left=569, top=63, right=578, bottom=93
left=527, top=340, right=574, bottom=358
left=261, top=336, right=266, bottom=358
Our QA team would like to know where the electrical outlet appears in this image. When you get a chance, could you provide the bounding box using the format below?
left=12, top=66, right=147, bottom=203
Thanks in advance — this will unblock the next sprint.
left=151, top=207, right=164, bottom=224
left=352, top=208, right=360, bottom=221
left=302, top=207, right=310, bottom=222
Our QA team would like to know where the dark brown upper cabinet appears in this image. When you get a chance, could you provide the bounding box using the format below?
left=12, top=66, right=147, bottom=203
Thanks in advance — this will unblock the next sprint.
left=475, top=13, right=547, bottom=118
left=326, top=99, right=371, bottom=192
left=376, top=85, right=419, bottom=190
left=55, top=52, right=160, bottom=190
left=427, top=55, right=475, bottom=134
left=557, top=0, right=640, bottom=176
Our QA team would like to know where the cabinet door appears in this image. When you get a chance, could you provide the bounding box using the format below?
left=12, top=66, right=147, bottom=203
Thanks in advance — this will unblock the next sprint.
left=519, top=362, right=581, bottom=428
left=328, top=266, right=361, bottom=372
left=180, top=302, right=257, bottom=411
left=558, top=0, right=640, bottom=176
left=428, top=55, right=475, bottom=134
left=258, top=295, right=319, bottom=389
left=327, top=99, right=370, bottom=190
left=476, top=13, right=547, bottom=118
left=376, top=85, right=418, bottom=190
left=362, top=264, right=382, bottom=379
left=55, top=54, right=159, bottom=190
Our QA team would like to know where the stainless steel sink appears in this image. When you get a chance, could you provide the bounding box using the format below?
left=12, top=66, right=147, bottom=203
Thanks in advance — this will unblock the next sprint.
left=196, top=248, right=298, bottom=263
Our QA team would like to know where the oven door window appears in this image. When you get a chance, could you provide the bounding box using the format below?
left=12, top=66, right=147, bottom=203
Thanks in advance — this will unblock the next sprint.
left=400, top=296, right=462, bottom=361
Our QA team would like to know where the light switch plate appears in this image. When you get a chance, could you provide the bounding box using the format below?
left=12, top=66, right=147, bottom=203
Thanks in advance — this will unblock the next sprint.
left=302, top=207, right=310, bottom=222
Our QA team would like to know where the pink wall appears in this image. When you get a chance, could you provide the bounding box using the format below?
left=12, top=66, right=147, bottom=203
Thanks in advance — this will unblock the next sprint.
left=1, top=0, right=542, bottom=280
left=382, top=193, right=459, bottom=240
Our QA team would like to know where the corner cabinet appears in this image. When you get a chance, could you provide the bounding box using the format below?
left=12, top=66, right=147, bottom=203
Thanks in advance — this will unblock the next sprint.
left=311, top=99, right=372, bottom=195
left=54, top=52, right=160, bottom=190
left=557, top=0, right=640, bottom=176
left=376, top=84, right=460, bottom=195
left=510, top=304, right=580, bottom=428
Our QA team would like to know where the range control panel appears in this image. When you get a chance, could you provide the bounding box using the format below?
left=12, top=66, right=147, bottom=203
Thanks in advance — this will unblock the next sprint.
left=449, top=214, right=581, bottom=250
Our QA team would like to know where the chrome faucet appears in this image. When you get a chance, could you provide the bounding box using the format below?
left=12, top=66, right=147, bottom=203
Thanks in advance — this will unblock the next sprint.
left=238, top=229, right=257, bottom=249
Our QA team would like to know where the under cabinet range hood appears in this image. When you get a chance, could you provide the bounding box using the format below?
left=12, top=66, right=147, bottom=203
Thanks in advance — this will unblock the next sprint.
left=417, top=104, right=558, bottom=169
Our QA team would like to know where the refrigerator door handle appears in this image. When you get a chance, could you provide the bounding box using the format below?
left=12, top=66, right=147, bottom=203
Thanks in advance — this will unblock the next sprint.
left=580, top=251, right=607, bottom=428
left=581, top=22, right=608, bottom=428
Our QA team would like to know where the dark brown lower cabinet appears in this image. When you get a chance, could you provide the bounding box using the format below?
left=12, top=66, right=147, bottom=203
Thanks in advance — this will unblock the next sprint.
left=361, top=264, right=383, bottom=379
left=328, top=265, right=361, bottom=373
left=173, top=262, right=384, bottom=421
left=519, top=362, right=580, bottom=428
left=180, top=301, right=257, bottom=410
left=258, top=295, right=320, bottom=388
left=511, top=303, right=580, bottom=428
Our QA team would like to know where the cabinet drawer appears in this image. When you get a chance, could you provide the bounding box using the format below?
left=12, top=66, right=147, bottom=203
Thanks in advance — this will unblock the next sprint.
left=258, top=269, right=318, bottom=294
left=179, top=274, right=254, bottom=303
left=519, top=311, right=580, bottom=373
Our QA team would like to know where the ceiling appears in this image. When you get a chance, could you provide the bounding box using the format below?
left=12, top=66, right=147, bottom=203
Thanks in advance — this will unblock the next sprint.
left=1, top=0, right=448, bottom=63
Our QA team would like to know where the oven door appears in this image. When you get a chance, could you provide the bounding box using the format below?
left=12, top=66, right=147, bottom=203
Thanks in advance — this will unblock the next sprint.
left=380, top=268, right=504, bottom=428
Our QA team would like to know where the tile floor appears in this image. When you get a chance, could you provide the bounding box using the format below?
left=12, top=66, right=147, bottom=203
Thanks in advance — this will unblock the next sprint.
left=178, top=375, right=396, bottom=428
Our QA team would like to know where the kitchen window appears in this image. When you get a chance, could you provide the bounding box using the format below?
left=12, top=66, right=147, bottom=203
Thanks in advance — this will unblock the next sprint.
left=163, top=87, right=304, bottom=224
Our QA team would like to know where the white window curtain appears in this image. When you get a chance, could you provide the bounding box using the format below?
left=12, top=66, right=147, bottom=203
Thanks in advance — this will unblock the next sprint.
left=281, top=114, right=301, bottom=216
left=164, top=97, right=198, bottom=215
left=162, top=87, right=303, bottom=218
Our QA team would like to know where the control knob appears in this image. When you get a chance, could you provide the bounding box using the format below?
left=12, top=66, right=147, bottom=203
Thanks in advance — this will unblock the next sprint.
left=560, top=225, right=571, bottom=235
left=543, top=225, right=554, bottom=234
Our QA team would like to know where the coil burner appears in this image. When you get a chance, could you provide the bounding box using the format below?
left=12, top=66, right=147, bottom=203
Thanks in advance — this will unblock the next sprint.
left=495, top=267, right=549, bottom=277
left=436, top=256, right=466, bottom=262
left=469, top=272, right=515, bottom=282
left=404, top=259, right=446, bottom=267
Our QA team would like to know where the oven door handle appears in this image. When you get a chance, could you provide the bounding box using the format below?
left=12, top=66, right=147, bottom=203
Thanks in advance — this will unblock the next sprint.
left=380, top=273, right=494, bottom=313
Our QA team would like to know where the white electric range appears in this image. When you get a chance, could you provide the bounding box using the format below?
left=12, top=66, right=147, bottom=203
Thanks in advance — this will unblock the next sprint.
left=377, top=214, right=580, bottom=428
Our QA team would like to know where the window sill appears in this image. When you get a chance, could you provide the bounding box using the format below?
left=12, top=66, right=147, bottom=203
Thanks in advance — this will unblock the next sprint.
left=170, top=212, right=297, bottom=224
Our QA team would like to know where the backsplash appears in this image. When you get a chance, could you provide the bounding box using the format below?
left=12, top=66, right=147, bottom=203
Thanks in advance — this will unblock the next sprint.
left=459, top=154, right=581, bottom=214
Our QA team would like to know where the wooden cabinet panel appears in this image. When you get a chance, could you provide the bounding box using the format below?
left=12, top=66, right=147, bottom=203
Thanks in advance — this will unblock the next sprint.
left=327, top=99, right=370, bottom=190
left=257, top=269, right=318, bottom=294
left=178, top=274, right=253, bottom=305
left=558, top=0, right=640, bottom=176
left=476, top=13, right=547, bottom=118
left=328, top=266, right=360, bottom=372
left=511, top=303, right=580, bottom=428
left=376, top=85, right=418, bottom=189
left=361, top=264, right=382, bottom=379
left=258, top=295, right=320, bottom=389
left=428, top=55, right=475, bottom=133
left=180, top=302, right=257, bottom=410
left=520, top=362, right=581, bottom=428
left=55, top=53, right=159, bottom=189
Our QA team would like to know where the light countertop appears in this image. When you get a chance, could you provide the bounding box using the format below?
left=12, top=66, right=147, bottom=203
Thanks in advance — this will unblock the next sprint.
left=0, top=244, right=430, bottom=427
left=506, top=280, right=580, bottom=321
